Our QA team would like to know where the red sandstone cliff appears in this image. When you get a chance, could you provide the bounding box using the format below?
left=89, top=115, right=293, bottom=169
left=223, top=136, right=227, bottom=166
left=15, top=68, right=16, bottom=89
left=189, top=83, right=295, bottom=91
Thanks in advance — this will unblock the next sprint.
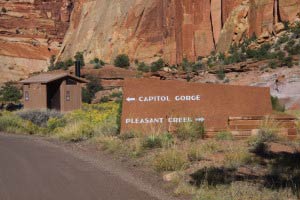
left=0, top=0, right=72, bottom=82
left=58, top=0, right=300, bottom=65
left=1, top=0, right=300, bottom=83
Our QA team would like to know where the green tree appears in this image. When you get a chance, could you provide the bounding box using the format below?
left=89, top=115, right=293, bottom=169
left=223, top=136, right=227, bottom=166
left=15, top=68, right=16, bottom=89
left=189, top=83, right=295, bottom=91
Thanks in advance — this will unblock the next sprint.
left=82, top=75, right=103, bottom=103
left=114, top=54, right=130, bottom=68
left=0, top=83, right=22, bottom=102
left=74, top=52, right=85, bottom=66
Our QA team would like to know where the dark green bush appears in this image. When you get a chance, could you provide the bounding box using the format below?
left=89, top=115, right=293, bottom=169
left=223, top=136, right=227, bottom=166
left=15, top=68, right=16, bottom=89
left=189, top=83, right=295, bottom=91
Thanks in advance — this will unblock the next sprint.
left=82, top=75, right=103, bottom=103
left=114, top=54, right=130, bottom=68
left=90, top=58, right=105, bottom=69
left=142, top=135, right=162, bottom=149
left=151, top=58, right=165, bottom=72
left=291, top=22, right=300, bottom=37
left=277, top=35, right=289, bottom=45
left=281, top=56, right=293, bottom=68
left=74, top=51, right=85, bottom=66
left=0, top=83, right=22, bottom=102
left=48, top=57, right=74, bottom=71
left=268, top=60, right=278, bottom=69
left=137, top=62, right=150, bottom=72
left=216, top=68, right=225, bottom=80
left=271, top=96, right=285, bottom=112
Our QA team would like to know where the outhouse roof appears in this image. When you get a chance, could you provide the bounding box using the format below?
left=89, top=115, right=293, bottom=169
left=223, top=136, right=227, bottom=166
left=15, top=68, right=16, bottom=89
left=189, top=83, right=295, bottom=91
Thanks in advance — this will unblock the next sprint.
left=20, top=73, right=88, bottom=84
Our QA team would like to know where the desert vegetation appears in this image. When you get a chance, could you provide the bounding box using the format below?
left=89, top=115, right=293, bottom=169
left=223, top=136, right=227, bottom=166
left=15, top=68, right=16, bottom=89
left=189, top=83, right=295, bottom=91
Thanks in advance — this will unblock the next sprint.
left=0, top=104, right=299, bottom=199
left=0, top=82, right=22, bottom=102
left=48, top=51, right=85, bottom=71
left=114, top=54, right=130, bottom=69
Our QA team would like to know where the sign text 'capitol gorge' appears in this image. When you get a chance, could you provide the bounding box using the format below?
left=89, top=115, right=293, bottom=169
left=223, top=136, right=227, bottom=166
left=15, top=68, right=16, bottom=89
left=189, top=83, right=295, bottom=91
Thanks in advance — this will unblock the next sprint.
left=126, top=95, right=201, bottom=102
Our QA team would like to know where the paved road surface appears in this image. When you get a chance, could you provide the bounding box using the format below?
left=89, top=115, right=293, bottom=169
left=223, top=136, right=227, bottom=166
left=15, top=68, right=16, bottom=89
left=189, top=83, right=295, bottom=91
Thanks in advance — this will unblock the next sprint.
left=0, top=134, right=159, bottom=200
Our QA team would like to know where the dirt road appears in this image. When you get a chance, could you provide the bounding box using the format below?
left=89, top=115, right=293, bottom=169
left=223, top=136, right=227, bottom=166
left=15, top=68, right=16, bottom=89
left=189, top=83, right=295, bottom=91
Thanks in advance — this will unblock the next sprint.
left=0, top=133, right=163, bottom=200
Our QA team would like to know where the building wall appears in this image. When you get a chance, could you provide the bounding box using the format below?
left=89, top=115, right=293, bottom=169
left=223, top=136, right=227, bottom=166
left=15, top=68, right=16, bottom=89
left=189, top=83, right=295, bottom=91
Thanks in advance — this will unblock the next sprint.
left=23, top=83, right=47, bottom=110
left=60, top=80, right=82, bottom=112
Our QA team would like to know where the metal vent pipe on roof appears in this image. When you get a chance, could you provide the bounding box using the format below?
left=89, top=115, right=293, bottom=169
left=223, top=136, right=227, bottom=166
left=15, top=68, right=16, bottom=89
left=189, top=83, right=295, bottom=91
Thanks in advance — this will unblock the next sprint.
left=75, top=61, right=81, bottom=77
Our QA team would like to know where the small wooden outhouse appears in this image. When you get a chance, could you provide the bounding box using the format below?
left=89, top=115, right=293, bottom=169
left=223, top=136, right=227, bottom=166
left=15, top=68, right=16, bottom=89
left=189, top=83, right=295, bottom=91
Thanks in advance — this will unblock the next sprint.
left=20, top=73, right=88, bottom=112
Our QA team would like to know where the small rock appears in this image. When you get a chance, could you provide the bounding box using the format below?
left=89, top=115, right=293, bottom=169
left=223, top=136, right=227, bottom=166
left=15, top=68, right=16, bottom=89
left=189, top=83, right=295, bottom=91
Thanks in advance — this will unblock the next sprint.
left=274, top=22, right=285, bottom=34
left=163, top=171, right=180, bottom=182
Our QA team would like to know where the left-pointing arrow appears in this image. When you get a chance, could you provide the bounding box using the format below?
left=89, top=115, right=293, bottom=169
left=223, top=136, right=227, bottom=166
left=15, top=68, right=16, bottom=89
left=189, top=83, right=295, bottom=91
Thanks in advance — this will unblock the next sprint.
left=126, top=97, right=136, bottom=102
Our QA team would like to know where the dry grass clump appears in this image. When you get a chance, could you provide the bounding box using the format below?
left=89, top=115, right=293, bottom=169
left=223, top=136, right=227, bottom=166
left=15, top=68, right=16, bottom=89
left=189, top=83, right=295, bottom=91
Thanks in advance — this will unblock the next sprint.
left=142, top=134, right=163, bottom=149
left=215, top=131, right=234, bottom=141
left=194, top=182, right=297, bottom=200
left=187, top=144, right=204, bottom=162
left=153, top=148, right=188, bottom=172
left=0, top=112, right=41, bottom=135
left=94, top=136, right=123, bottom=153
left=224, top=146, right=252, bottom=168
left=200, top=140, right=221, bottom=155
left=174, top=122, right=205, bottom=141
left=174, top=181, right=197, bottom=196
left=127, top=138, right=144, bottom=157
left=55, top=121, right=94, bottom=142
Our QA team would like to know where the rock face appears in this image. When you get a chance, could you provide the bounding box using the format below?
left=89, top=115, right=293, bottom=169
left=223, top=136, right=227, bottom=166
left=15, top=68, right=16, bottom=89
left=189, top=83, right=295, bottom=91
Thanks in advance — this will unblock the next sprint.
left=59, top=0, right=300, bottom=65
left=0, top=0, right=72, bottom=82
left=1, top=0, right=300, bottom=83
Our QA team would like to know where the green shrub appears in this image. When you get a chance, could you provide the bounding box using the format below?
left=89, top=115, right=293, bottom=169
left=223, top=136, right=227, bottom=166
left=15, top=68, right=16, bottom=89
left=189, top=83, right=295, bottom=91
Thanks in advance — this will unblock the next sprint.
left=114, top=54, right=130, bottom=68
left=281, top=56, right=293, bottom=68
left=47, top=117, right=66, bottom=132
left=82, top=75, right=103, bottom=103
left=142, top=135, right=162, bottom=149
left=150, top=58, right=165, bottom=72
left=16, top=109, right=63, bottom=127
left=271, top=96, right=285, bottom=112
left=268, top=60, right=278, bottom=69
left=56, top=122, right=94, bottom=142
left=174, top=122, right=205, bottom=141
left=160, top=132, right=174, bottom=148
left=215, top=131, right=234, bottom=141
left=192, top=62, right=203, bottom=72
left=291, top=22, right=300, bottom=37
left=137, top=62, right=150, bottom=72
left=277, top=34, right=289, bottom=45
left=153, top=149, right=188, bottom=171
left=182, top=58, right=193, bottom=72
left=74, top=51, right=85, bottom=66
left=249, top=117, right=281, bottom=152
left=0, top=113, right=38, bottom=135
left=216, top=68, right=225, bottom=80
left=0, top=82, right=22, bottom=102
left=90, top=58, right=105, bottom=69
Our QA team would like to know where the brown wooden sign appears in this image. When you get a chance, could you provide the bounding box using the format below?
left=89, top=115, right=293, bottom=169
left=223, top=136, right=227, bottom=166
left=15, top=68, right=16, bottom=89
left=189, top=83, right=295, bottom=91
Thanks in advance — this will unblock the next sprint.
left=121, top=78, right=272, bottom=133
